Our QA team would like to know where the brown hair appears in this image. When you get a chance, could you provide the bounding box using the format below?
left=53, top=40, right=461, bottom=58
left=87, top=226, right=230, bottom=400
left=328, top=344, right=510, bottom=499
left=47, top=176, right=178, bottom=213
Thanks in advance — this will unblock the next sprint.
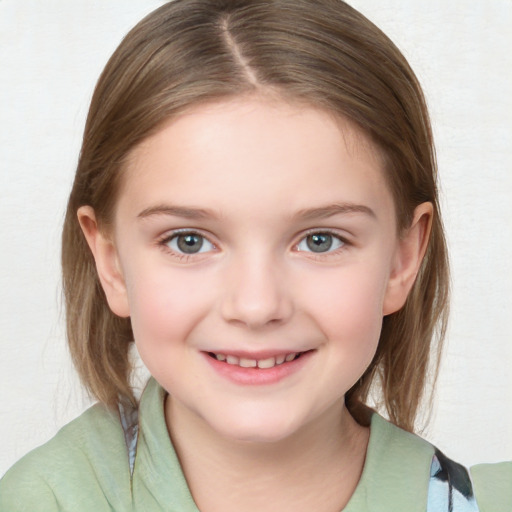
left=62, top=0, right=449, bottom=432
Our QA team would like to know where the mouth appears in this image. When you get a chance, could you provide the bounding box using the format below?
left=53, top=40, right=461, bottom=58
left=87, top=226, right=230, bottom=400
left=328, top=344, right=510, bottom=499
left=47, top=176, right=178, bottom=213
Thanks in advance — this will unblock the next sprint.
left=207, top=351, right=309, bottom=369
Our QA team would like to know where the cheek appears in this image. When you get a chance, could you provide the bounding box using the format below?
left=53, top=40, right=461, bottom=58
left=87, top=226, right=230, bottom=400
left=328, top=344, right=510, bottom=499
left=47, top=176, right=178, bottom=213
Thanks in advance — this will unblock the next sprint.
left=123, top=262, right=213, bottom=345
left=301, top=263, right=389, bottom=345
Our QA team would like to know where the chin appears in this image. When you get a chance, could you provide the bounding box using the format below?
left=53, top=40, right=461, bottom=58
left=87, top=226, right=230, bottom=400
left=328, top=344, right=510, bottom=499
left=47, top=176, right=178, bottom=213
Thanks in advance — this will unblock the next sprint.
left=207, top=410, right=305, bottom=445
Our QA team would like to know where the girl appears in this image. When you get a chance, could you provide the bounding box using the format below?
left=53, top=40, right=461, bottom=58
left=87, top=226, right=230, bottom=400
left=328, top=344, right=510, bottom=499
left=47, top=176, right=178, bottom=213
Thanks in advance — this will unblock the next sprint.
left=0, top=0, right=509, bottom=510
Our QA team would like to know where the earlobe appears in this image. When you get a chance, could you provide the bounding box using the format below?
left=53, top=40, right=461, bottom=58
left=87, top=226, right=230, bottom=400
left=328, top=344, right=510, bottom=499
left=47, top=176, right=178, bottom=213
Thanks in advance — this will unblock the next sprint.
left=383, top=202, right=433, bottom=315
left=77, top=206, right=130, bottom=318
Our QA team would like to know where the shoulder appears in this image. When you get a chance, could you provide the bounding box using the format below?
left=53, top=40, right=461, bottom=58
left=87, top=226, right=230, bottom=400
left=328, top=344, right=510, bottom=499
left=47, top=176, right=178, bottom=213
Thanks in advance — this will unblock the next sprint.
left=0, top=403, right=132, bottom=512
left=352, top=414, right=484, bottom=512
left=371, top=416, right=511, bottom=512
left=346, top=414, right=435, bottom=510
left=470, top=461, right=512, bottom=512
left=366, top=413, right=436, bottom=479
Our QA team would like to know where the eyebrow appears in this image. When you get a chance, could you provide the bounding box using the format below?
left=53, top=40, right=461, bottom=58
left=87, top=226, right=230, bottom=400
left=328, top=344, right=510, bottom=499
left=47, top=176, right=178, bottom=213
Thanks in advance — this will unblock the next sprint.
left=294, top=203, right=376, bottom=221
left=137, top=205, right=218, bottom=220
left=137, top=202, right=376, bottom=221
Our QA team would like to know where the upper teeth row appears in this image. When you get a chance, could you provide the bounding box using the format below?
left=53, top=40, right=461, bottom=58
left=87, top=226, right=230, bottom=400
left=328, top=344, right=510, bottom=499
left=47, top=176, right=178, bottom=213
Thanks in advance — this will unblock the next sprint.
left=214, top=353, right=299, bottom=369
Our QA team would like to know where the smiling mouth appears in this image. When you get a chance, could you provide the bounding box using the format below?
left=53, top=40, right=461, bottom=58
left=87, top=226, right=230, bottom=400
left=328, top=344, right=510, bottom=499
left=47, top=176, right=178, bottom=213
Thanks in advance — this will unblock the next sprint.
left=207, top=351, right=309, bottom=369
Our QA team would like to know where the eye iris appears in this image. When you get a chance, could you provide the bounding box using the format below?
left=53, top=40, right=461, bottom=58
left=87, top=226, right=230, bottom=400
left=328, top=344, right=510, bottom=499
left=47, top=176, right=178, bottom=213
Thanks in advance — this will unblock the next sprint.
left=306, top=233, right=333, bottom=253
left=177, top=234, right=203, bottom=254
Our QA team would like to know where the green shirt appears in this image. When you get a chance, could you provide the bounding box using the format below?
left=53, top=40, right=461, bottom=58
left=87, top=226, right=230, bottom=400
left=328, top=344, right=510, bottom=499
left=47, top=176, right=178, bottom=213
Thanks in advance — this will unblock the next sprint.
left=1, top=378, right=509, bottom=511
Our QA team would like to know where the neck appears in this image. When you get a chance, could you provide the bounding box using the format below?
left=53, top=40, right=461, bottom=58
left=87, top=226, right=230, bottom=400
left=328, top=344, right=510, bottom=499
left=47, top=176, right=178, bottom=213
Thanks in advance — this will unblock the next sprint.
left=165, top=397, right=369, bottom=512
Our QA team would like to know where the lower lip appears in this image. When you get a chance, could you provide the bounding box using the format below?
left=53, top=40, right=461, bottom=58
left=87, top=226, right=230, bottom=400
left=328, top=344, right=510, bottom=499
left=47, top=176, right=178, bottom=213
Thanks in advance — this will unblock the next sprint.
left=203, top=351, right=314, bottom=386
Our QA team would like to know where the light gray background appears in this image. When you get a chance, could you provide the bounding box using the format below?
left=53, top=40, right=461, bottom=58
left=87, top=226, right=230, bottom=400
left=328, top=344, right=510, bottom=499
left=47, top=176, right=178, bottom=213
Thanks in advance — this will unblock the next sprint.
left=1, top=0, right=511, bottom=476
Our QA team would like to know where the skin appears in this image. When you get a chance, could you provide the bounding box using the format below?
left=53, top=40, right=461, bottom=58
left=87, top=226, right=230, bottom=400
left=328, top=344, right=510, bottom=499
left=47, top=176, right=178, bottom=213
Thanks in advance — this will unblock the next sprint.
left=79, top=96, right=432, bottom=511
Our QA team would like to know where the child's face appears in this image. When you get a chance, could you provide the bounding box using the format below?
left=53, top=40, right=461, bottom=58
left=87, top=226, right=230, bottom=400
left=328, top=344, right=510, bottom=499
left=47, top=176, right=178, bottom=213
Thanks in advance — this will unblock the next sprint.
left=93, top=96, right=425, bottom=442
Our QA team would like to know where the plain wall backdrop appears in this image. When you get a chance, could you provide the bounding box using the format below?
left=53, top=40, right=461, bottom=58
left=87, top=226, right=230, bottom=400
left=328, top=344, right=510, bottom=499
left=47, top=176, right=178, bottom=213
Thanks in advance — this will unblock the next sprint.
left=1, top=0, right=511, bottom=476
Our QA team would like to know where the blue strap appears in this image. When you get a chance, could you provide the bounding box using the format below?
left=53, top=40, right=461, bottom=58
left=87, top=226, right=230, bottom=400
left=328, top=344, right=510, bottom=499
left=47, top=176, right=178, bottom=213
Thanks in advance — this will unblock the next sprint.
left=118, top=401, right=139, bottom=477
left=427, top=449, right=480, bottom=511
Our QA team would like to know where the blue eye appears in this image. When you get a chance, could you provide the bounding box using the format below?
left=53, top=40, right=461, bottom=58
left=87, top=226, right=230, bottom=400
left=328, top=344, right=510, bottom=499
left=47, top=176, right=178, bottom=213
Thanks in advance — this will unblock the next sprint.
left=166, top=233, right=214, bottom=254
left=297, top=232, right=345, bottom=253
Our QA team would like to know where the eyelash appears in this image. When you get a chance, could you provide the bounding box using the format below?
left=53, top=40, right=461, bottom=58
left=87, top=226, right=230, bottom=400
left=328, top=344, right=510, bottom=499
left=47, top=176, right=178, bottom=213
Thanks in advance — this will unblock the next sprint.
left=294, top=229, right=349, bottom=259
left=157, top=229, right=217, bottom=262
left=157, top=229, right=350, bottom=261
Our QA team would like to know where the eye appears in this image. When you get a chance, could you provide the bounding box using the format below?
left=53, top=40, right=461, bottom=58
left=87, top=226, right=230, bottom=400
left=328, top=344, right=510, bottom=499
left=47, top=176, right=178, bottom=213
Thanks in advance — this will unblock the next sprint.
left=165, top=232, right=215, bottom=255
left=296, top=232, right=345, bottom=253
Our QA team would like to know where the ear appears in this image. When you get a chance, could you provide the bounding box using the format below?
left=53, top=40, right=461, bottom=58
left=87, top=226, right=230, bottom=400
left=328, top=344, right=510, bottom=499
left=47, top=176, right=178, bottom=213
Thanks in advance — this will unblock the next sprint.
left=383, top=202, right=433, bottom=315
left=77, top=206, right=130, bottom=318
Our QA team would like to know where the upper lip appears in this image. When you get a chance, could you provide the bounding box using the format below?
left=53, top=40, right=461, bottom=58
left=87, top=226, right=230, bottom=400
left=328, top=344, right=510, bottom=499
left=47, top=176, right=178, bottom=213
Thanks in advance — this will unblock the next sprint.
left=203, top=349, right=311, bottom=359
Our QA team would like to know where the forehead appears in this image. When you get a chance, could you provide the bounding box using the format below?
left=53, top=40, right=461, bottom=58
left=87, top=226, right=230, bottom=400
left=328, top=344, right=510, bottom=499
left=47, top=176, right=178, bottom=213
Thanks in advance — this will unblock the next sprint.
left=119, top=95, right=393, bottom=223
left=129, top=95, right=384, bottom=168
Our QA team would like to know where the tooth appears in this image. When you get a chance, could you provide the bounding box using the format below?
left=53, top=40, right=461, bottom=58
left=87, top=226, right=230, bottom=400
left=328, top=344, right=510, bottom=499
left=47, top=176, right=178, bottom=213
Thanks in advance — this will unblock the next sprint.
left=285, top=353, right=296, bottom=362
left=257, top=357, right=276, bottom=369
left=226, top=355, right=239, bottom=365
left=239, top=358, right=257, bottom=368
left=216, top=354, right=226, bottom=361
left=275, top=355, right=286, bottom=365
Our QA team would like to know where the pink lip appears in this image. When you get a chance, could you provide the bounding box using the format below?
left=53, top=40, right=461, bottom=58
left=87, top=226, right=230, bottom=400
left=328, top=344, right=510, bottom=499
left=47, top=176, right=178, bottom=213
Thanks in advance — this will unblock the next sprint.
left=202, top=350, right=314, bottom=386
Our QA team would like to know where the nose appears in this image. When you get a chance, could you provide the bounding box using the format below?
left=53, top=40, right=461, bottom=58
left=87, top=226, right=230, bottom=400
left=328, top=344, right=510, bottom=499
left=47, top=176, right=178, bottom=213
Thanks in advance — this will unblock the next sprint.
left=220, top=252, right=294, bottom=329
